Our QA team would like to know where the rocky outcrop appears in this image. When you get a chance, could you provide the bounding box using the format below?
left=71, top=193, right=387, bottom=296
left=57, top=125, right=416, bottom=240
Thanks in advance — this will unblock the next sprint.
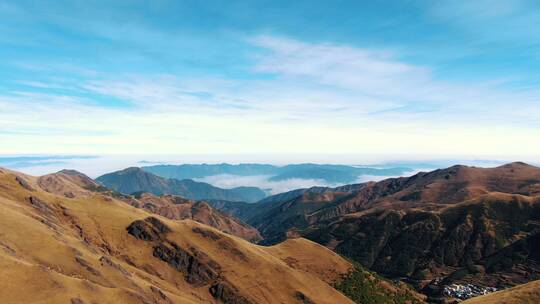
left=126, top=218, right=255, bottom=303
left=210, top=282, right=253, bottom=304
left=27, top=196, right=55, bottom=216
left=15, top=176, right=35, bottom=191
left=294, top=291, right=315, bottom=304
left=126, top=217, right=171, bottom=241
left=153, top=242, right=220, bottom=286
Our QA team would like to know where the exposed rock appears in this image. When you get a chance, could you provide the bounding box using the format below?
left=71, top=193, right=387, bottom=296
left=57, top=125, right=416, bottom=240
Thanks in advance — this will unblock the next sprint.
left=15, top=176, right=35, bottom=191
left=294, top=291, right=315, bottom=304
left=75, top=256, right=101, bottom=277
left=126, top=217, right=170, bottom=241
left=70, top=298, right=85, bottom=304
left=150, top=286, right=172, bottom=304
left=153, top=242, right=219, bottom=286
left=209, top=281, right=253, bottom=304
left=27, top=196, right=54, bottom=216
left=145, top=216, right=171, bottom=234
left=99, top=256, right=131, bottom=277
left=192, top=226, right=221, bottom=240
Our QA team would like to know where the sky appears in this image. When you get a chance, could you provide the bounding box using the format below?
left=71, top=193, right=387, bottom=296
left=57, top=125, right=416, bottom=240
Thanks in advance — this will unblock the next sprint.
left=1, top=0, right=539, bottom=161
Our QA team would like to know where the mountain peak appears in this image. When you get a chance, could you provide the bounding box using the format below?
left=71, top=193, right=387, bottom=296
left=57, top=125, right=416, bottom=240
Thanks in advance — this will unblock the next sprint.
left=121, top=167, right=146, bottom=173
left=96, top=167, right=265, bottom=202
left=498, top=161, right=536, bottom=169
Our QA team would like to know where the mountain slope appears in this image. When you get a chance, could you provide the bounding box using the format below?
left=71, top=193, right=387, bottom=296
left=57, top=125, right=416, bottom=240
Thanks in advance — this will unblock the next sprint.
left=0, top=167, right=356, bottom=304
left=462, top=279, right=540, bottom=304
left=247, top=162, right=540, bottom=244
left=33, top=170, right=262, bottom=242
left=237, top=163, right=540, bottom=301
left=96, top=167, right=265, bottom=202
left=123, top=193, right=262, bottom=242
left=37, top=169, right=107, bottom=198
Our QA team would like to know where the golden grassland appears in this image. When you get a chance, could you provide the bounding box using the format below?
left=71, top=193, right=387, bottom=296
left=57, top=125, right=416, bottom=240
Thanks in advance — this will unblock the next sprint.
left=0, top=168, right=354, bottom=304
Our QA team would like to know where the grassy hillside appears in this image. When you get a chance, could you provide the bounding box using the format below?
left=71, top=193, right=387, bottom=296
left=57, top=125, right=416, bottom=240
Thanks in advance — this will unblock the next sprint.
left=462, top=280, right=540, bottom=304
left=0, top=167, right=354, bottom=304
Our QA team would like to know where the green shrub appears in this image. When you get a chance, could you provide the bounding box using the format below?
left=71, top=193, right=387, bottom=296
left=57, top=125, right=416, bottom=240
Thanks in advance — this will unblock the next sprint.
left=334, top=262, right=423, bottom=304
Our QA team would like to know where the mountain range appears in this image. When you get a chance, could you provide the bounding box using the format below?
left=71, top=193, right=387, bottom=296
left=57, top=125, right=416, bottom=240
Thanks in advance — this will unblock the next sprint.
left=208, top=162, right=540, bottom=302
left=96, top=167, right=266, bottom=203
left=0, top=166, right=424, bottom=304
left=142, top=163, right=412, bottom=184
left=1, top=162, right=540, bottom=303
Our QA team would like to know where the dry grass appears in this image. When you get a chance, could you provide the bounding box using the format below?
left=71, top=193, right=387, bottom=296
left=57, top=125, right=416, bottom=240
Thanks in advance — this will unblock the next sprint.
left=0, top=168, right=355, bottom=304
left=463, top=280, right=540, bottom=304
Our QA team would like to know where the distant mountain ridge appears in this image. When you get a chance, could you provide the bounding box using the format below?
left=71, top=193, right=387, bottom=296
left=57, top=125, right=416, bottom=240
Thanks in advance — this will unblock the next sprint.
left=96, top=167, right=266, bottom=202
left=142, top=163, right=412, bottom=184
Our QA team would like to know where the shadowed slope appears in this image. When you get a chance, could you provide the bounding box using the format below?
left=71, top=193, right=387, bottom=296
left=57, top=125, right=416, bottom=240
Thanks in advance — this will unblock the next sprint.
left=236, top=163, right=540, bottom=302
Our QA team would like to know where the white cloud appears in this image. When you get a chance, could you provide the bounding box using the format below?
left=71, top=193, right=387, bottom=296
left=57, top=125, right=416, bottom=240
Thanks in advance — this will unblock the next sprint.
left=2, top=35, right=540, bottom=159
left=194, top=174, right=338, bottom=195
left=252, top=35, right=431, bottom=92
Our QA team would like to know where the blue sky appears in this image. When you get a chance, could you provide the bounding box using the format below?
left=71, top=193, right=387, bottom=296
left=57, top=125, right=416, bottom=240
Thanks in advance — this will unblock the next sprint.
left=1, top=0, right=539, bottom=160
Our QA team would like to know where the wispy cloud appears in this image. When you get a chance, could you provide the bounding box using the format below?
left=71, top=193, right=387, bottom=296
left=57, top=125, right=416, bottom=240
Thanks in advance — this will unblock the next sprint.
left=2, top=33, right=540, bottom=158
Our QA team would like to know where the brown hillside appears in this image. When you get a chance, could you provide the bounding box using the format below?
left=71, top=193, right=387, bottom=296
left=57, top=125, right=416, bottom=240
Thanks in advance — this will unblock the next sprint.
left=124, top=193, right=262, bottom=242
left=235, top=163, right=540, bottom=302
left=27, top=169, right=262, bottom=242
left=0, top=167, right=355, bottom=304
left=37, top=169, right=106, bottom=198
left=462, top=279, right=540, bottom=304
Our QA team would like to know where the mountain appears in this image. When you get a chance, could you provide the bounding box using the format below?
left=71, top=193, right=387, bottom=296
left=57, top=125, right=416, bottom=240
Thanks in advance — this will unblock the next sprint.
left=207, top=183, right=368, bottom=239
left=143, top=163, right=412, bottom=184
left=222, top=162, right=540, bottom=301
left=268, top=164, right=412, bottom=183
left=143, top=163, right=278, bottom=179
left=0, top=167, right=424, bottom=304
left=122, top=193, right=262, bottom=242
left=96, top=167, right=266, bottom=202
left=245, top=162, right=540, bottom=242
left=257, top=183, right=368, bottom=204
left=37, top=169, right=107, bottom=197
left=32, top=169, right=262, bottom=242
